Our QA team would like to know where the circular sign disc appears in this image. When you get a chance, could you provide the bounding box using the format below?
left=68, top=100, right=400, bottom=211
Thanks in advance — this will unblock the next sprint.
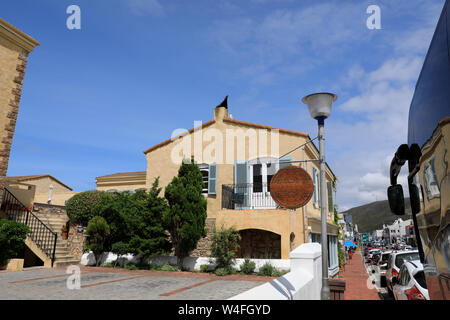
left=270, top=166, right=314, bottom=209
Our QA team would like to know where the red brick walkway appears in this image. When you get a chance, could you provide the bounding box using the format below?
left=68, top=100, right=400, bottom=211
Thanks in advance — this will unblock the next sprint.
left=341, top=248, right=380, bottom=300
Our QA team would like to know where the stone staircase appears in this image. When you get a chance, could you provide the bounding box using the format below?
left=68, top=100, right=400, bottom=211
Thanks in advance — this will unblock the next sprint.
left=33, top=211, right=80, bottom=267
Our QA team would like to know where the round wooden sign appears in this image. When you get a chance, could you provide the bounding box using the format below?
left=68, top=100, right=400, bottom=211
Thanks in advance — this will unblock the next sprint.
left=270, top=166, right=314, bottom=209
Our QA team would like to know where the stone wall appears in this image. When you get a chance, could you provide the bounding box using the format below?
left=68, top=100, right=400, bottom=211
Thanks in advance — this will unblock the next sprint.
left=32, top=202, right=66, bottom=215
left=190, top=218, right=215, bottom=257
left=0, top=19, right=39, bottom=176
left=32, top=202, right=85, bottom=260
left=66, top=223, right=86, bottom=260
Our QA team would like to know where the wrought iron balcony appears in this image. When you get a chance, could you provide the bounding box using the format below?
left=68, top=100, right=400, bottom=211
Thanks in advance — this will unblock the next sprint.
left=222, top=183, right=282, bottom=210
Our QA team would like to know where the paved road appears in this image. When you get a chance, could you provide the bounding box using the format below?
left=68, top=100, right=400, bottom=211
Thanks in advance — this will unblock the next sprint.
left=0, top=266, right=272, bottom=300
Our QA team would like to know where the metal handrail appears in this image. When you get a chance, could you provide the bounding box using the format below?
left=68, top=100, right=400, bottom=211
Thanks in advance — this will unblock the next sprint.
left=0, top=187, right=57, bottom=266
left=222, top=183, right=283, bottom=210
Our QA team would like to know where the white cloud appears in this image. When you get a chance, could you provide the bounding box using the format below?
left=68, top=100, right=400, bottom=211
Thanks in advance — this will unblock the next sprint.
left=208, top=1, right=367, bottom=84
left=330, top=54, right=423, bottom=209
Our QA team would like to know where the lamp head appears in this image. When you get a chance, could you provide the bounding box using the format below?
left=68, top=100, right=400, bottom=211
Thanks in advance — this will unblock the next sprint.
left=302, top=92, right=337, bottom=120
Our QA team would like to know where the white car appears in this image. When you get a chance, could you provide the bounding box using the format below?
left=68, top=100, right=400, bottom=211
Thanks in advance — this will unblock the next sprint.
left=378, top=250, right=392, bottom=287
left=366, top=249, right=380, bottom=263
left=392, top=260, right=429, bottom=300
left=386, top=250, right=420, bottom=293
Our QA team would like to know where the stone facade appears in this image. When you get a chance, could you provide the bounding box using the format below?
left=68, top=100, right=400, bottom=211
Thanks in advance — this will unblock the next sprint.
left=190, top=218, right=216, bottom=257
left=32, top=202, right=85, bottom=261
left=0, top=18, right=39, bottom=176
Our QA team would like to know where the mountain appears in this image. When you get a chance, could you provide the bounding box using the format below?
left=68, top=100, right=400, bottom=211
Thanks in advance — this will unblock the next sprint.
left=341, top=198, right=412, bottom=233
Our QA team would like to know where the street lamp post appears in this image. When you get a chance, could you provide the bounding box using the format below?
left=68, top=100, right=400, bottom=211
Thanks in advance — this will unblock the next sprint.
left=302, top=92, right=337, bottom=300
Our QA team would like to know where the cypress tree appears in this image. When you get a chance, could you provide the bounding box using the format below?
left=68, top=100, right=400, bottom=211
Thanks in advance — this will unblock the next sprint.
left=163, top=158, right=207, bottom=270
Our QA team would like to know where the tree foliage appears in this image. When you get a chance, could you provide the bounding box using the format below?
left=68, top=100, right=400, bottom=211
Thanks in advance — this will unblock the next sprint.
left=127, top=179, right=171, bottom=263
left=0, top=219, right=30, bottom=266
left=86, top=216, right=110, bottom=266
left=163, top=159, right=207, bottom=270
left=66, top=190, right=112, bottom=226
left=82, top=180, right=172, bottom=266
left=210, top=225, right=240, bottom=269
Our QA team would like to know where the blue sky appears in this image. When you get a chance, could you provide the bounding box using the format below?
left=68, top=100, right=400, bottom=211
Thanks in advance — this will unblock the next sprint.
left=1, top=0, right=445, bottom=210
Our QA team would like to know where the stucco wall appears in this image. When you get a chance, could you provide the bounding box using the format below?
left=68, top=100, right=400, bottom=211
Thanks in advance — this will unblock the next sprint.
left=143, top=107, right=337, bottom=259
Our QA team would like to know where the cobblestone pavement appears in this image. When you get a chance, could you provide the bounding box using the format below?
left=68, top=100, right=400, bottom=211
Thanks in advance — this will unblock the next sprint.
left=0, top=266, right=273, bottom=300
left=341, top=248, right=381, bottom=300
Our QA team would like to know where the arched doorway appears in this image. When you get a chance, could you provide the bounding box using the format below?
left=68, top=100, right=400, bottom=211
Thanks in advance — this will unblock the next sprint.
left=290, top=232, right=295, bottom=251
left=237, top=229, right=281, bottom=259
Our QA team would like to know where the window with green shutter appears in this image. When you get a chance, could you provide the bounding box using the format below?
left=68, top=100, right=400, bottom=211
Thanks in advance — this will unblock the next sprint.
left=327, top=181, right=333, bottom=213
left=208, top=163, right=217, bottom=195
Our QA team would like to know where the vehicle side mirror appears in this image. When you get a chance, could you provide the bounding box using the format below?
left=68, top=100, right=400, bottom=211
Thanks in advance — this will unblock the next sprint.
left=409, top=183, right=421, bottom=214
left=388, top=184, right=405, bottom=215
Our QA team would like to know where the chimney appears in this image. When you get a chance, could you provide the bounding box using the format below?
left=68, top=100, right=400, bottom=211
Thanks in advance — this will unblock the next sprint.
left=214, top=96, right=229, bottom=122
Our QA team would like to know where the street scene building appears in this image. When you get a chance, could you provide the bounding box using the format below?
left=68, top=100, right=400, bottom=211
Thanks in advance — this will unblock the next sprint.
left=1, top=0, right=449, bottom=303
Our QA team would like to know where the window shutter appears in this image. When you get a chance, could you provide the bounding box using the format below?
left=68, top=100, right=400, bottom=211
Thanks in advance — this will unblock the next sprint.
left=234, top=160, right=249, bottom=185
left=279, top=155, right=292, bottom=169
left=429, top=157, right=440, bottom=195
left=327, top=181, right=333, bottom=213
left=208, top=163, right=217, bottom=195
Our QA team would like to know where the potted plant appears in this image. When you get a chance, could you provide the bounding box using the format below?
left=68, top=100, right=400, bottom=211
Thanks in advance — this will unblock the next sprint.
left=61, top=223, right=69, bottom=240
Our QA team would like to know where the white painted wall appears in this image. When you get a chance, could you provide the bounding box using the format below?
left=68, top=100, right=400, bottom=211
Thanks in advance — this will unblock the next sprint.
left=228, top=243, right=322, bottom=300
left=80, top=252, right=290, bottom=272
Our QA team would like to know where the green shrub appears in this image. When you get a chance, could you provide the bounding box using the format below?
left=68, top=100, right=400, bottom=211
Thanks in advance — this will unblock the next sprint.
left=124, top=263, right=138, bottom=270
left=159, top=264, right=178, bottom=272
left=214, top=267, right=228, bottom=276
left=66, top=191, right=111, bottom=226
left=272, top=269, right=289, bottom=277
left=240, top=259, right=256, bottom=275
left=200, top=264, right=209, bottom=273
left=210, top=225, right=241, bottom=269
left=214, top=265, right=236, bottom=276
left=0, top=219, right=30, bottom=266
left=102, top=262, right=116, bottom=268
left=225, top=266, right=237, bottom=274
left=85, top=216, right=110, bottom=266
left=257, top=263, right=274, bottom=276
left=111, top=241, right=129, bottom=267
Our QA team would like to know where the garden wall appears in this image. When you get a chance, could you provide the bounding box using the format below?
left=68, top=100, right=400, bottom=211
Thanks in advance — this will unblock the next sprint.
left=80, top=251, right=290, bottom=272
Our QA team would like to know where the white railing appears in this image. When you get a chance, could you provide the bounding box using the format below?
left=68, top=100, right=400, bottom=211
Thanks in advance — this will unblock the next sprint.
left=229, top=243, right=322, bottom=300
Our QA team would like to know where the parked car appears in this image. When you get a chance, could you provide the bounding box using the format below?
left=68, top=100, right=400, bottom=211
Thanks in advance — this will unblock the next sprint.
left=364, top=247, right=375, bottom=257
left=386, top=250, right=420, bottom=293
left=392, top=260, right=429, bottom=300
left=378, top=250, right=392, bottom=287
left=366, top=249, right=380, bottom=263
left=371, top=252, right=381, bottom=265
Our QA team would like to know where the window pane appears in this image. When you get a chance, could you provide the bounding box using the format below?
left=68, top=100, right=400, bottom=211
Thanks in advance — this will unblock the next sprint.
left=253, top=164, right=262, bottom=192
left=414, top=271, right=427, bottom=289
left=395, top=252, right=420, bottom=268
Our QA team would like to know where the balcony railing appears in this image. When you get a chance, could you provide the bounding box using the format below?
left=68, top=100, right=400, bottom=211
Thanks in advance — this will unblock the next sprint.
left=222, top=183, right=282, bottom=210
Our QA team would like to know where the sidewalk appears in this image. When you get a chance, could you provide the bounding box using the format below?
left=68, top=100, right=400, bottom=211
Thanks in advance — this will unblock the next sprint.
left=341, top=248, right=380, bottom=300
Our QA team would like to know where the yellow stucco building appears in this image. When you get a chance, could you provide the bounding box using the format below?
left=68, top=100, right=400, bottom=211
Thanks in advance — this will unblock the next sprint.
left=0, top=18, right=39, bottom=177
left=96, top=171, right=146, bottom=192
left=139, top=102, right=340, bottom=274
left=5, top=174, right=78, bottom=206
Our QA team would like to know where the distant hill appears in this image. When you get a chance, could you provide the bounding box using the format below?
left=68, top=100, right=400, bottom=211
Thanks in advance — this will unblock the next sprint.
left=341, top=198, right=412, bottom=233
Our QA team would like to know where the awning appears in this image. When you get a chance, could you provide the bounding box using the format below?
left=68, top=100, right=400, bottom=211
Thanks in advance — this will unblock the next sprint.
left=345, top=240, right=358, bottom=247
